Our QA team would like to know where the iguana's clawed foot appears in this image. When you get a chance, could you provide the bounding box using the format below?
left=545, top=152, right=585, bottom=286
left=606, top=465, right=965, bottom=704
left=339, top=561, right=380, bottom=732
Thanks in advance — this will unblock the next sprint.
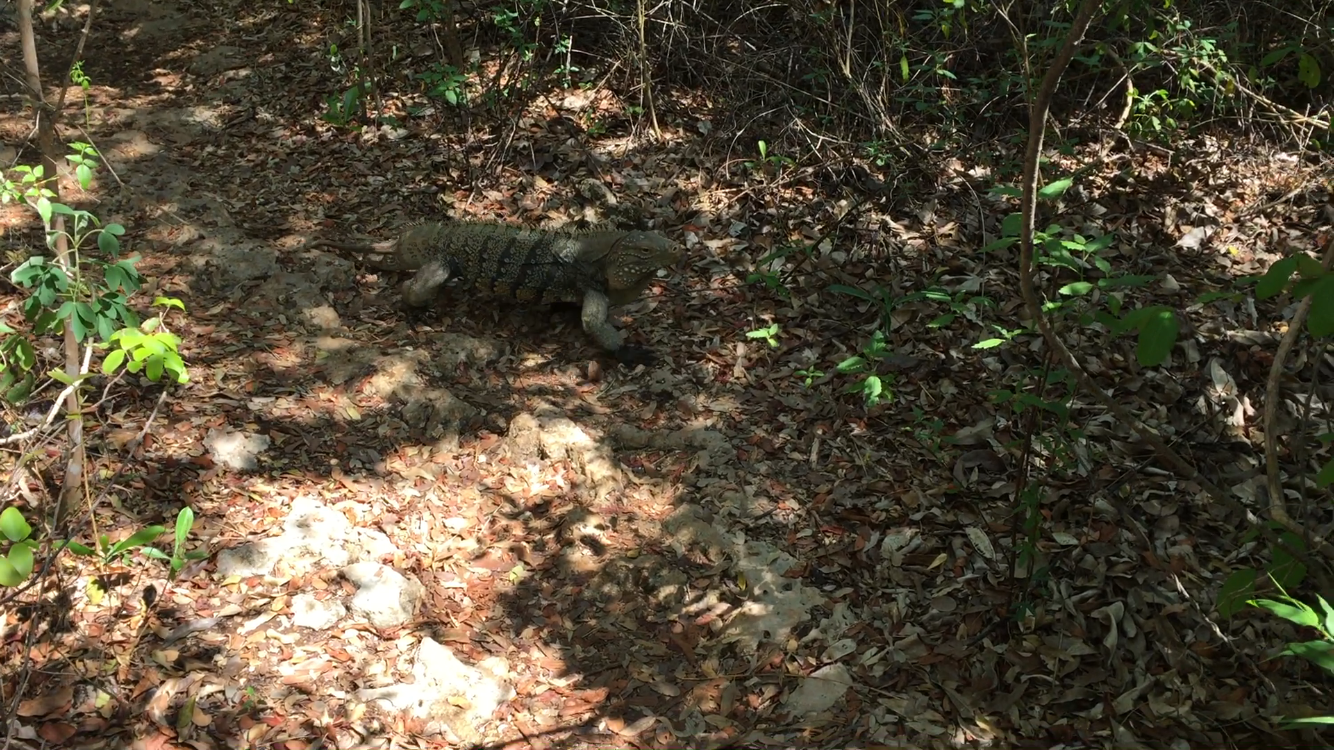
left=613, top=345, right=656, bottom=367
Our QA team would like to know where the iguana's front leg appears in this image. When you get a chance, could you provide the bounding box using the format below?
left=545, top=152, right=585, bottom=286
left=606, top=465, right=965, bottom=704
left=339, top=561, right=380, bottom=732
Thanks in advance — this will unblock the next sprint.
left=400, top=259, right=452, bottom=307
left=581, top=289, right=653, bottom=365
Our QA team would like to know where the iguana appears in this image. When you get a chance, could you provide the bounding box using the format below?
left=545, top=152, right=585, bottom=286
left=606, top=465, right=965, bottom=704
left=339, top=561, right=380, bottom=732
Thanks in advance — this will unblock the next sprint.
left=301, top=220, right=682, bottom=364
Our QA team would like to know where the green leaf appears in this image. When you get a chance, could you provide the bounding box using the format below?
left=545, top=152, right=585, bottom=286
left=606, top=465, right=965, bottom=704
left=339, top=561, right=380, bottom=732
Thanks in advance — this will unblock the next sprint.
left=175, top=507, right=195, bottom=554
left=981, top=236, right=1018, bottom=252
left=1038, top=177, right=1074, bottom=199
left=10, top=257, right=47, bottom=287
left=835, top=356, right=867, bottom=374
left=1318, top=595, right=1334, bottom=636
left=115, top=329, right=146, bottom=349
left=1083, top=233, right=1115, bottom=252
left=1217, top=568, right=1257, bottom=618
left=1283, top=639, right=1334, bottom=672
left=13, top=339, right=35, bottom=370
left=96, top=314, right=116, bottom=343
left=3, top=372, right=33, bottom=405
left=927, top=313, right=955, bottom=328
left=1000, top=212, right=1023, bottom=237
left=75, top=301, right=96, bottom=327
left=59, top=540, right=95, bottom=556
left=828, top=284, right=872, bottom=301
left=1136, top=307, right=1179, bottom=367
left=1260, top=48, right=1292, bottom=67
left=165, top=354, right=189, bottom=383
left=1197, top=290, right=1236, bottom=304
left=107, top=525, right=166, bottom=557
left=1318, top=458, right=1334, bottom=489
left=1306, top=275, right=1334, bottom=338
left=1299, top=53, right=1322, bottom=89
left=98, top=231, right=122, bottom=257
left=1252, top=598, right=1319, bottom=628
left=1060, top=282, right=1094, bottom=296
left=1257, top=256, right=1298, bottom=299
left=1271, top=531, right=1309, bottom=590
left=863, top=375, right=883, bottom=403
left=7, top=542, right=33, bottom=578
left=0, top=557, right=22, bottom=587
left=0, top=507, right=32, bottom=542
left=1295, top=253, right=1325, bottom=279
left=1284, top=716, right=1334, bottom=727
left=972, top=338, right=1004, bottom=349
left=102, top=348, right=126, bottom=375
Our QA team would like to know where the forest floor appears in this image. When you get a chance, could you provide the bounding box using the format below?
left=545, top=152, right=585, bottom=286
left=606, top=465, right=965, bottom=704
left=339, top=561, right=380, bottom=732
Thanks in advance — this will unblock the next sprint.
left=1, top=1, right=1332, bottom=749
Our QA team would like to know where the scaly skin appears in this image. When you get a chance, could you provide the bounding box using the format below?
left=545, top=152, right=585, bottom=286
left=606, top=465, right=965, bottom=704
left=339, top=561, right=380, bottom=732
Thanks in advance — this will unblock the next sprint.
left=303, top=220, right=681, bottom=363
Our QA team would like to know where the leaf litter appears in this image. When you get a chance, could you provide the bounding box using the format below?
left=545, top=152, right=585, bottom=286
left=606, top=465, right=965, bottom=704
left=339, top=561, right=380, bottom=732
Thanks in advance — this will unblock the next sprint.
left=0, top=2, right=1331, bottom=750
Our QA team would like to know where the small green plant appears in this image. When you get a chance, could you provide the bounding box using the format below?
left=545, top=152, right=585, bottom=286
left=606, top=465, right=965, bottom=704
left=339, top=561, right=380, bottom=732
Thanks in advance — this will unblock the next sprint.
left=746, top=244, right=812, bottom=299
left=102, top=299, right=189, bottom=384
left=0, top=321, right=37, bottom=406
left=1249, top=586, right=1334, bottom=727
left=323, top=82, right=366, bottom=127
left=399, top=0, right=451, bottom=22
left=972, top=324, right=1027, bottom=350
left=3, top=148, right=189, bottom=386
left=906, top=407, right=947, bottom=457
left=237, top=685, right=263, bottom=714
left=828, top=282, right=897, bottom=331
left=69, top=61, right=92, bottom=127
left=746, top=323, right=780, bottom=348
left=896, top=286, right=997, bottom=329
left=795, top=366, right=824, bottom=387
left=984, top=176, right=1176, bottom=362
left=139, top=507, right=209, bottom=579
left=581, top=111, right=607, bottom=137
left=63, top=525, right=167, bottom=565
left=492, top=6, right=539, bottom=59
left=554, top=34, right=580, bottom=87
left=835, top=329, right=895, bottom=407
left=0, top=505, right=206, bottom=589
left=745, top=140, right=795, bottom=177
left=59, top=507, right=201, bottom=573
left=418, top=63, right=467, bottom=106
left=0, top=507, right=36, bottom=587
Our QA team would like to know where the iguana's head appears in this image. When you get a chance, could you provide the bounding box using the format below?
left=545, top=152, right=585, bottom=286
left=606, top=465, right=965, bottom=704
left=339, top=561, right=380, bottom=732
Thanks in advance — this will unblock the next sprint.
left=606, top=232, right=682, bottom=303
